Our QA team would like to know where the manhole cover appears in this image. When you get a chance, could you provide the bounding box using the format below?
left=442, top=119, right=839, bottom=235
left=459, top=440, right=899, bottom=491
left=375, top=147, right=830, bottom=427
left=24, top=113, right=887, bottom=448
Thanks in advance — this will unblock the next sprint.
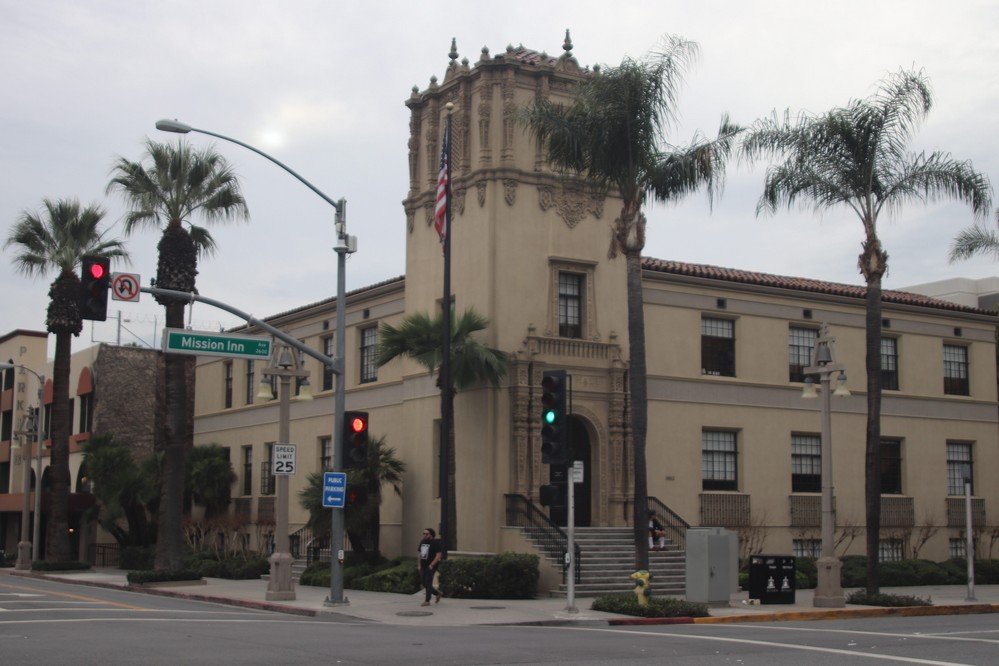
left=469, top=606, right=506, bottom=610
left=396, top=610, right=434, bottom=617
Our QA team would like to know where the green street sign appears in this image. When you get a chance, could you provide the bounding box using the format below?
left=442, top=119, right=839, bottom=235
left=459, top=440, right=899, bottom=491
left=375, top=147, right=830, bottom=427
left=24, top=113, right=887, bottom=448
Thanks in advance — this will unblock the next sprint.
left=162, top=328, right=271, bottom=360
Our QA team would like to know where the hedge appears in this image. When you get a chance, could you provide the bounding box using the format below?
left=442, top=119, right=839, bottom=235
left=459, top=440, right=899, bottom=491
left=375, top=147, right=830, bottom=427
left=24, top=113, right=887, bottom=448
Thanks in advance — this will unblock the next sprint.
left=126, top=569, right=202, bottom=584
left=31, top=560, right=91, bottom=572
left=591, top=593, right=709, bottom=618
left=438, top=552, right=539, bottom=599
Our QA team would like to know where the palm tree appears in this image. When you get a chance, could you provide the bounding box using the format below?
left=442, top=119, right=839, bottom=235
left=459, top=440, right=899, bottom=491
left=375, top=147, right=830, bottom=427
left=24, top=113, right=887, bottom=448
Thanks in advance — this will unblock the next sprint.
left=4, top=198, right=128, bottom=561
left=742, top=69, right=992, bottom=594
left=521, top=36, right=739, bottom=569
left=107, top=139, right=249, bottom=570
left=376, top=308, right=508, bottom=551
left=950, top=210, right=999, bottom=261
left=82, top=434, right=160, bottom=548
left=298, top=435, right=406, bottom=554
left=186, top=444, right=236, bottom=520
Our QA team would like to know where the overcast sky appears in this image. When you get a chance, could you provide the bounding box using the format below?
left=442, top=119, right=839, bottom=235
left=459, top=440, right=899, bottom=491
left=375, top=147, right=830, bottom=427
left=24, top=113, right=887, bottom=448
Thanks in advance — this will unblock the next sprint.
left=2, top=1, right=997, bottom=357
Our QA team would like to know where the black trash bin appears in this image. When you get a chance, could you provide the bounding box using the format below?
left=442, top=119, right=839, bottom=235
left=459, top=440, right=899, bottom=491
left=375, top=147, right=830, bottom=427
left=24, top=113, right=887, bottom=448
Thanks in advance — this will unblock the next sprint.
left=747, top=555, right=795, bottom=604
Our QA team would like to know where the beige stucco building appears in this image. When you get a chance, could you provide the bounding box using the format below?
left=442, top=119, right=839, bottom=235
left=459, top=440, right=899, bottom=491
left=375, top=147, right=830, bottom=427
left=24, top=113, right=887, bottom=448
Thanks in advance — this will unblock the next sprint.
left=189, top=42, right=998, bottom=569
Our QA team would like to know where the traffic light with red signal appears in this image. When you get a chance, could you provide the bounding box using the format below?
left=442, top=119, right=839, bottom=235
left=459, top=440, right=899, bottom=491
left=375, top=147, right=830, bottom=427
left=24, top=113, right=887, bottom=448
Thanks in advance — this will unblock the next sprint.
left=343, top=410, right=369, bottom=469
left=345, top=483, right=367, bottom=508
left=79, top=255, right=111, bottom=321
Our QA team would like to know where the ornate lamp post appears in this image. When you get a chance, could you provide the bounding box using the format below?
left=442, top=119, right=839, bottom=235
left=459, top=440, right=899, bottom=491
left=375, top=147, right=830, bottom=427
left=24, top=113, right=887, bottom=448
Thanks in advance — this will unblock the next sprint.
left=258, top=345, right=312, bottom=600
left=801, top=323, right=850, bottom=608
left=1, top=362, right=44, bottom=570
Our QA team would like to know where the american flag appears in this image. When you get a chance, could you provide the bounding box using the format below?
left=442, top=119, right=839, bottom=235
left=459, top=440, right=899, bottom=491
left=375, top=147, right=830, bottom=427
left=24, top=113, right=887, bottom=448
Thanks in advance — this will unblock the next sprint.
left=434, top=126, right=449, bottom=244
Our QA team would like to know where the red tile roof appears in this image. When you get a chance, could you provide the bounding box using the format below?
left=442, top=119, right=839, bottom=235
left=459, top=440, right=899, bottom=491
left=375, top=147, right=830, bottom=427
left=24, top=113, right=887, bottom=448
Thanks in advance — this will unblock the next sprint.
left=642, top=257, right=994, bottom=316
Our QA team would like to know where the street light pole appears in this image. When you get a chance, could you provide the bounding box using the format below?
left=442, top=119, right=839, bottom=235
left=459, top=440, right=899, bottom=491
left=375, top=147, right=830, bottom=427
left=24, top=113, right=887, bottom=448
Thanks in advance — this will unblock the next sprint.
left=801, top=323, right=848, bottom=608
left=260, top=346, right=310, bottom=601
left=1, top=362, right=44, bottom=569
left=156, top=119, right=353, bottom=605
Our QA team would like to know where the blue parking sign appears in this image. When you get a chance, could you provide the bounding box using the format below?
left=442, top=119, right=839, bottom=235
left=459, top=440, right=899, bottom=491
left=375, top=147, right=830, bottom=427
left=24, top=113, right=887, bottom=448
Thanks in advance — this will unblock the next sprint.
left=322, top=472, right=347, bottom=508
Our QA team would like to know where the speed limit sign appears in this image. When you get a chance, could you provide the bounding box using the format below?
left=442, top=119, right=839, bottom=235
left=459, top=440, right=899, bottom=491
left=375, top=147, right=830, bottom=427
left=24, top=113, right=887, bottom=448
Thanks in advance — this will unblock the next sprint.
left=272, top=444, right=296, bottom=475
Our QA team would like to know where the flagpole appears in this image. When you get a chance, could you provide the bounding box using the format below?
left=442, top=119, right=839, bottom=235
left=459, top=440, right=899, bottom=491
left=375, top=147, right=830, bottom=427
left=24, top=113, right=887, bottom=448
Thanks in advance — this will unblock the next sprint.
left=440, top=102, right=454, bottom=552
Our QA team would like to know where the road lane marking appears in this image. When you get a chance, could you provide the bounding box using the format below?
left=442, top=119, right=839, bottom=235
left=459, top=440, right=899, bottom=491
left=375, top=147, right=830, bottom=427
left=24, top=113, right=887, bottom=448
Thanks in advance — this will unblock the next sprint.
left=746, top=624, right=999, bottom=645
left=0, top=581, right=146, bottom=611
left=552, top=626, right=971, bottom=665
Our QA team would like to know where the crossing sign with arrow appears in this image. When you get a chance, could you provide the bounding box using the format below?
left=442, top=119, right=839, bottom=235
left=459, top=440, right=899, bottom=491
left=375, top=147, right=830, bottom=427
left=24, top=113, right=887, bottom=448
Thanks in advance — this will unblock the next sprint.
left=322, top=471, right=346, bottom=509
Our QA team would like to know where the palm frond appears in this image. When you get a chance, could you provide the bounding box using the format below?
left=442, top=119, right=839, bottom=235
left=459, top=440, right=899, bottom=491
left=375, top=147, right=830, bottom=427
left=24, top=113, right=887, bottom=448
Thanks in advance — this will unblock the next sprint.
left=950, top=217, right=999, bottom=262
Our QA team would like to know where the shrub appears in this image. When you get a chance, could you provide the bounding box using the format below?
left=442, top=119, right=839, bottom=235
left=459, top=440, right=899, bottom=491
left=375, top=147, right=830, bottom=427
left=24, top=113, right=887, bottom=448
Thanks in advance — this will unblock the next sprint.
left=299, top=563, right=330, bottom=588
left=31, top=560, right=91, bottom=572
left=591, top=593, right=709, bottom=618
left=0, top=550, right=16, bottom=568
left=184, top=552, right=269, bottom=580
left=839, top=555, right=867, bottom=588
left=846, top=590, right=931, bottom=607
left=127, top=569, right=202, bottom=584
left=795, top=557, right=817, bottom=589
left=351, top=559, right=420, bottom=594
left=439, top=553, right=539, bottom=599
left=120, top=546, right=155, bottom=570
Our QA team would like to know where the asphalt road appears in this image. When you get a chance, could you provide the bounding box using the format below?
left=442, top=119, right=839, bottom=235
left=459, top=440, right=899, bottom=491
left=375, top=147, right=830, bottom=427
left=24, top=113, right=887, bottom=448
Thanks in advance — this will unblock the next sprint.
left=2, top=576, right=996, bottom=664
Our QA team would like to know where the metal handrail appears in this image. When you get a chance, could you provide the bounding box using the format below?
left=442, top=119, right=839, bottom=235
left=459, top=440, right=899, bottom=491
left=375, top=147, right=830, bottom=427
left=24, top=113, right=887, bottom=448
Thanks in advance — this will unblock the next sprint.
left=647, top=496, right=690, bottom=550
left=504, top=493, right=581, bottom=584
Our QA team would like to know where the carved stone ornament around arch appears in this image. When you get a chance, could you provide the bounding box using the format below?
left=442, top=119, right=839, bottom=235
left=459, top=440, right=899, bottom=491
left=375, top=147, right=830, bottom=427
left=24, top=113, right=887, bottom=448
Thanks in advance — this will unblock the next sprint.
left=476, top=181, right=487, bottom=207
left=503, top=179, right=518, bottom=206
left=537, top=184, right=605, bottom=228
left=424, top=201, right=435, bottom=228
left=453, top=185, right=466, bottom=215
left=407, top=209, right=415, bottom=234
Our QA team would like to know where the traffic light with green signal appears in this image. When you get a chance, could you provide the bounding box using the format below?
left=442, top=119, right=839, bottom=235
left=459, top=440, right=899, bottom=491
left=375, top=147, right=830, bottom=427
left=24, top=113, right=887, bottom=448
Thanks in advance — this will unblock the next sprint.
left=79, top=255, right=111, bottom=321
left=540, top=370, right=569, bottom=465
left=343, top=411, right=369, bottom=469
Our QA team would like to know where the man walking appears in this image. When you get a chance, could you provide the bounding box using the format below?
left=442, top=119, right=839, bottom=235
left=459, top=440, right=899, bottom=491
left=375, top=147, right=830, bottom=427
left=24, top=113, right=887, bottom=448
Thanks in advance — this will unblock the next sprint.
left=417, top=527, right=443, bottom=606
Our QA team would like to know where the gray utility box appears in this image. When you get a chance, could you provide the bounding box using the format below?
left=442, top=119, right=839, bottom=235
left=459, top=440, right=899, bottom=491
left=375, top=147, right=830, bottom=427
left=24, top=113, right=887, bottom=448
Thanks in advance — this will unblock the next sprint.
left=685, top=527, right=738, bottom=605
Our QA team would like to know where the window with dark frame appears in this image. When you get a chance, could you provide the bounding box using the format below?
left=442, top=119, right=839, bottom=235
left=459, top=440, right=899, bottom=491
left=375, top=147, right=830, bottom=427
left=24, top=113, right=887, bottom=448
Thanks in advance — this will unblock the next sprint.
left=947, top=441, right=973, bottom=495
left=702, top=430, right=737, bottom=491
left=245, top=360, right=256, bottom=405
left=791, top=434, right=821, bottom=493
left=881, top=337, right=899, bottom=390
left=323, top=336, right=334, bottom=391
left=793, top=539, right=821, bottom=558
left=79, top=392, right=93, bottom=434
left=360, top=327, right=378, bottom=383
left=789, top=327, right=817, bottom=382
left=880, top=438, right=902, bottom=494
left=558, top=272, right=583, bottom=339
left=878, top=538, right=904, bottom=562
left=701, top=318, right=735, bottom=377
left=224, top=361, right=233, bottom=408
left=320, top=436, right=332, bottom=471
left=261, top=443, right=275, bottom=496
left=241, top=445, right=252, bottom=496
left=943, top=344, right=969, bottom=395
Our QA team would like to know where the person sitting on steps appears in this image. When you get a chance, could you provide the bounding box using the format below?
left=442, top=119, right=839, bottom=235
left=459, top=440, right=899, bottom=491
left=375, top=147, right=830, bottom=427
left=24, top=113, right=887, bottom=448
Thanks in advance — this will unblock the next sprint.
left=649, top=511, right=667, bottom=551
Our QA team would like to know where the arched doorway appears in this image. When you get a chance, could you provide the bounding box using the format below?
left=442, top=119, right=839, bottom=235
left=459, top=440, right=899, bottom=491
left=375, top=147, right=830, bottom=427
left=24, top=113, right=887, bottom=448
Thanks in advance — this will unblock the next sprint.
left=569, top=415, right=591, bottom=527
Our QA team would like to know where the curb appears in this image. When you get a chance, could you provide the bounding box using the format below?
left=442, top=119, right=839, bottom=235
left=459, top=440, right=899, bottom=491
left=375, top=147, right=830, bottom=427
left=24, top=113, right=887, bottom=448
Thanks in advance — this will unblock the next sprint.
left=692, top=603, right=999, bottom=624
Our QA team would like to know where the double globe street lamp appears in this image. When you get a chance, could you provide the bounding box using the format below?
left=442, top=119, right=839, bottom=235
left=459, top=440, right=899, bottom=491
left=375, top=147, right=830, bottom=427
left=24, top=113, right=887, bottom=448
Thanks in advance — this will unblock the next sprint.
left=800, top=323, right=850, bottom=608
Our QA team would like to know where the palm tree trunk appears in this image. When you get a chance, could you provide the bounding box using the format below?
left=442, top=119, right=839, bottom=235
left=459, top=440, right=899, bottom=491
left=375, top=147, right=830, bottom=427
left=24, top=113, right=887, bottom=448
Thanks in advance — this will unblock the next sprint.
left=864, top=276, right=884, bottom=595
left=154, top=300, right=193, bottom=571
left=45, top=331, right=72, bottom=562
left=626, top=252, right=650, bottom=571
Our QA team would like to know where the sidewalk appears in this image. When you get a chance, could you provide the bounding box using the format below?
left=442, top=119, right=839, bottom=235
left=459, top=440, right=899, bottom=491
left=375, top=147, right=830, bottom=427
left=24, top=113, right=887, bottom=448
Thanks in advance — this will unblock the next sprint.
left=7, top=568, right=998, bottom=627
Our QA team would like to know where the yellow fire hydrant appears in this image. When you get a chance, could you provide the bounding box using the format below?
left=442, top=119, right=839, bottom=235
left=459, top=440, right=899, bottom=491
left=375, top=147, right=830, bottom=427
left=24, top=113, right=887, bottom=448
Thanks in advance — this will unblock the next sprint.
left=630, top=570, right=652, bottom=606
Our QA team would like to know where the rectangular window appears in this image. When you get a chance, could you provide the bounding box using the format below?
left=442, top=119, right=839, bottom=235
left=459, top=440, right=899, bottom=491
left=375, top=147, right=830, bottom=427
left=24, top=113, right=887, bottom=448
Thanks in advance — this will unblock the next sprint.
left=320, top=436, right=332, bottom=471
left=947, top=441, right=973, bottom=495
left=943, top=344, right=969, bottom=395
left=245, top=360, right=256, bottom=405
left=793, top=539, right=821, bottom=559
left=881, top=337, right=899, bottom=391
left=43, top=405, right=51, bottom=440
left=701, top=318, right=735, bottom=377
left=791, top=434, right=821, bottom=493
left=949, top=538, right=967, bottom=559
left=67, top=399, right=73, bottom=434
left=223, top=361, right=233, bottom=409
left=260, top=443, right=275, bottom=496
left=702, top=430, right=737, bottom=491
left=879, top=539, right=904, bottom=562
left=558, top=272, right=583, bottom=339
left=1, top=409, right=11, bottom=442
left=241, top=445, right=252, bottom=496
left=880, top=439, right=903, bottom=495
left=360, top=327, right=378, bottom=384
left=78, top=393, right=93, bottom=434
left=322, top=336, right=335, bottom=391
left=789, top=327, right=817, bottom=382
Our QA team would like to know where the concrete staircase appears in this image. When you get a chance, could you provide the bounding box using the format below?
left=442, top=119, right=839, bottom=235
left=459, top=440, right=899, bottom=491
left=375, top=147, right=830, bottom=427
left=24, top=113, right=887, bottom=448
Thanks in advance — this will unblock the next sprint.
left=522, top=526, right=686, bottom=598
